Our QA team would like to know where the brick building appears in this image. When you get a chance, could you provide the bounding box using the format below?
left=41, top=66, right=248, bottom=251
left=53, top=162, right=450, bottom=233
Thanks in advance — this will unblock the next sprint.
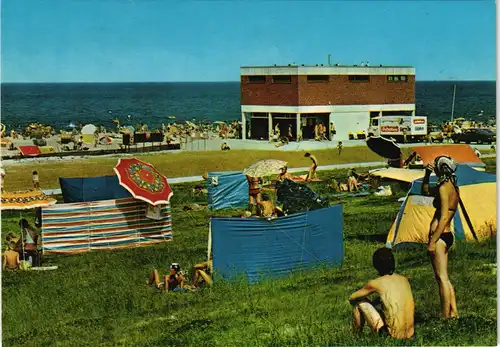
left=240, top=65, right=416, bottom=141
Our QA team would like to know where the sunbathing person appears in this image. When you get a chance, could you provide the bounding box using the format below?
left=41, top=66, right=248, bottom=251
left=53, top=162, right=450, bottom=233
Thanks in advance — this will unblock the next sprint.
left=246, top=175, right=262, bottom=215
left=257, top=193, right=275, bottom=217
left=191, top=260, right=213, bottom=287
left=347, top=175, right=359, bottom=192
left=304, top=152, right=318, bottom=181
left=348, top=247, right=415, bottom=340
left=3, top=242, right=20, bottom=270
left=277, top=166, right=292, bottom=183
left=148, top=263, right=189, bottom=292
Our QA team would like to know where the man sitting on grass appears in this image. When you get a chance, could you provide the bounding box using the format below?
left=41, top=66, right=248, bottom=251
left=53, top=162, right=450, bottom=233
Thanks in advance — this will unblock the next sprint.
left=348, top=247, right=415, bottom=340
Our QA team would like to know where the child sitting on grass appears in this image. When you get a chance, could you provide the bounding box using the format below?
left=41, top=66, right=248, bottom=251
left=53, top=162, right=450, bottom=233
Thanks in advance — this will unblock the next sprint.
left=348, top=247, right=415, bottom=340
left=3, top=242, right=20, bottom=271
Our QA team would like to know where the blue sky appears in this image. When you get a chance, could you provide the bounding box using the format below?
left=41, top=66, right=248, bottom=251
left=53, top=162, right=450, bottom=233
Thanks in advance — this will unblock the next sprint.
left=1, top=1, right=496, bottom=82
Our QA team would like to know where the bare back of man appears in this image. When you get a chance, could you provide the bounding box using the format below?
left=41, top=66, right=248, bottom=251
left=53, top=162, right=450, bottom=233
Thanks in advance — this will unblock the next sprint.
left=3, top=249, right=20, bottom=270
left=352, top=273, right=415, bottom=339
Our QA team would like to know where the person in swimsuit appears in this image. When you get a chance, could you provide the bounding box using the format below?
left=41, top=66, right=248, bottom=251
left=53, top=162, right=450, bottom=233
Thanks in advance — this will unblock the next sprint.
left=277, top=166, right=292, bottom=183
left=349, top=247, right=415, bottom=339
left=421, top=155, right=459, bottom=319
left=148, top=263, right=189, bottom=292
left=19, top=219, right=40, bottom=266
left=246, top=175, right=262, bottom=214
left=304, top=153, right=318, bottom=181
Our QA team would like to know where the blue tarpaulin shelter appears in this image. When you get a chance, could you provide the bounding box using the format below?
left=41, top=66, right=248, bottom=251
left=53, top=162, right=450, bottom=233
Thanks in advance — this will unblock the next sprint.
left=59, top=175, right=132, bottom=203
left=210, top=205, right=343, bottom=283
left=207, top=171, right=249, bottom=210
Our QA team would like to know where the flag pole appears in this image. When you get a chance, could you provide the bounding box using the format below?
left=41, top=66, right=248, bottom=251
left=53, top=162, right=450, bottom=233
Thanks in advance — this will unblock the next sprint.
left=451, top=84, right=456, bottom=122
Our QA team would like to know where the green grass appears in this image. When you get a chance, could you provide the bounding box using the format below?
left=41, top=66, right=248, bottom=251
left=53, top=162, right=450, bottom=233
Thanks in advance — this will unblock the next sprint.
left=2, top=162, right=497, bottom=346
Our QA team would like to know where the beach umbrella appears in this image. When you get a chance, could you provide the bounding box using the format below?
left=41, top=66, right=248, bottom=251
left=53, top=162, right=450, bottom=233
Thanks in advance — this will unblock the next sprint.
left=366, top=136, right=401, bottom=159
left=243, top=159, right=288, bottom=178
left=99, top=136, right=113, bottom=145
left=113, top=158, right=173, bottom=205
left=1, top=190, right=57, bottom=211
left=81, top=124, right=97, bottom=135
left=1, top=189, right=57, bottom=262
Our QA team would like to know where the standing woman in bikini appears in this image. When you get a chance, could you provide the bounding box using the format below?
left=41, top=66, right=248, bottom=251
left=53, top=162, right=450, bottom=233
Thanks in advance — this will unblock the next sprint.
left=421, top=155, right=459, bottom=319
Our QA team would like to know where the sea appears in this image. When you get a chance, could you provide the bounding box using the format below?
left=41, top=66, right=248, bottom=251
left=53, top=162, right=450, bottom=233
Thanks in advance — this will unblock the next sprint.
left=0, top=81, right=496, bottom=131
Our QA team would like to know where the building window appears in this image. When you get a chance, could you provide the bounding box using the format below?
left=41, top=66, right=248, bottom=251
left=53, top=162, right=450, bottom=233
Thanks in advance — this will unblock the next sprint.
left=387, top=75, right=408, bottom=82
left=272, top=75, right=292, bottom=83
left=247, top=75, right=266, bottom=84
left=348, top=75, right=370, bottom=82
left=307, top=75, right=329, bottom=83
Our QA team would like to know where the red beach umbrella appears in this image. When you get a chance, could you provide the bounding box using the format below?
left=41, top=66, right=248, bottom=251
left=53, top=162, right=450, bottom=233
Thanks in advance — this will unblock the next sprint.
left=113, top=158, right=173, bottom=205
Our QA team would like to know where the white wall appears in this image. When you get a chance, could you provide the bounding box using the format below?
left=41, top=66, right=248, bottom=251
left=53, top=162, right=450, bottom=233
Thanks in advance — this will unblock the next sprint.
left=330, top=112, right=370, bottom=141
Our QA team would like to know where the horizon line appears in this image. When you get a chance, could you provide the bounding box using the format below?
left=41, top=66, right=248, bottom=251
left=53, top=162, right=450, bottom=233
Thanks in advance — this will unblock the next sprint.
left=0, top=79, right=496, bottom=84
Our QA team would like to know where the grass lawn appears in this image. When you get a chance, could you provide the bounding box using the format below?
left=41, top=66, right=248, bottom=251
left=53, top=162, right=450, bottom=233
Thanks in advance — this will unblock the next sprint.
left=3, top=147, right=387, bottom=191
left=1, top=161, right=497, bottom=346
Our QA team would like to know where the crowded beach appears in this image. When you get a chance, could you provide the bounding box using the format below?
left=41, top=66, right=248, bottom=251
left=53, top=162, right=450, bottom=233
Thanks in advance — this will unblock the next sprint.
left=0, top=115, right=496, bottom=160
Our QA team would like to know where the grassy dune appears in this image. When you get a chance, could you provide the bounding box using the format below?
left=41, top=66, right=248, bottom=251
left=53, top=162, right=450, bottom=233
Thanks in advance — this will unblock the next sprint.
left=1, top=162, right=497, bottom=346
left=3, top=147, right=386, bottom=191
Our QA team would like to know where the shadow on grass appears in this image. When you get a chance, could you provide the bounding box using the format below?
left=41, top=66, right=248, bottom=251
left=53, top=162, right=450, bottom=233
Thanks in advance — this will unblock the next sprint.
left=345, top=233, right=387, bottom=243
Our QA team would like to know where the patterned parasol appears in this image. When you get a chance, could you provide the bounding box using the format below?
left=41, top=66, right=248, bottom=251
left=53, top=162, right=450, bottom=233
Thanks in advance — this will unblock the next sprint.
left=243, top=159, right=288, bottom=178
left=1, top=190, right=57, bottom=210
left=114, top=158, right=173, bottom=205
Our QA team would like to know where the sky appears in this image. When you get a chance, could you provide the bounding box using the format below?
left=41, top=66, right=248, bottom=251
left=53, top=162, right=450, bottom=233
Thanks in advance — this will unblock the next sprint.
left=1, top=0, right=497, bottom=83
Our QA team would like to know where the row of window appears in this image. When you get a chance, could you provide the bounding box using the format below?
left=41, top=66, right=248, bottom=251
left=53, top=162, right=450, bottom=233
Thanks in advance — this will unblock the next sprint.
left=247, top=75, right=409, bottom=84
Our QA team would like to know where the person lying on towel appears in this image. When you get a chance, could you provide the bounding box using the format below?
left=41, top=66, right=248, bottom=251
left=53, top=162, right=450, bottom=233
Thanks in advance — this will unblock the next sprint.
left=148, top=263, right=191, bottom=292
left=348, top=248, right=415, bottom=340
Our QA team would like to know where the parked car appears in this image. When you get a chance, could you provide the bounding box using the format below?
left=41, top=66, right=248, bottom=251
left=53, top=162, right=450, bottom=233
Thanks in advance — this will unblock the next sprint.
left=427, top=125, right=444, bottom=143
left=451, top=128, right=496, bottom=144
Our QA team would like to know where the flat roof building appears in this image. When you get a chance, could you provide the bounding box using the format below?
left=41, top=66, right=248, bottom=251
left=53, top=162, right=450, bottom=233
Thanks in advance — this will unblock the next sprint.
left=240, top=64, right=416, bottom=141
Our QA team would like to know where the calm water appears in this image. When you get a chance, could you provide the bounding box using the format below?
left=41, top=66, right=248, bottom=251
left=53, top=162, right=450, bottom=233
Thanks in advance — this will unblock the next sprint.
left=0, top=81, right=496, bottom=131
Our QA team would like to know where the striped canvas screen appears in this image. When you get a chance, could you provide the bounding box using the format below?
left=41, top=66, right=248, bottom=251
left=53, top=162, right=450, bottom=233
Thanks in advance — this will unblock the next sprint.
left=42, top=198, right=172, bottom=255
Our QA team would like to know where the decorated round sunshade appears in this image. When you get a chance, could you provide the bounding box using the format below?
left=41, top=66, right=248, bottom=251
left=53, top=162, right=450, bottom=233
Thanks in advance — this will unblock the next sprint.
left=113, top=158, right=173, bottom=205
left=1, top=190, right=57, bottom=210
left=243, top=159, right=288, bottom=178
